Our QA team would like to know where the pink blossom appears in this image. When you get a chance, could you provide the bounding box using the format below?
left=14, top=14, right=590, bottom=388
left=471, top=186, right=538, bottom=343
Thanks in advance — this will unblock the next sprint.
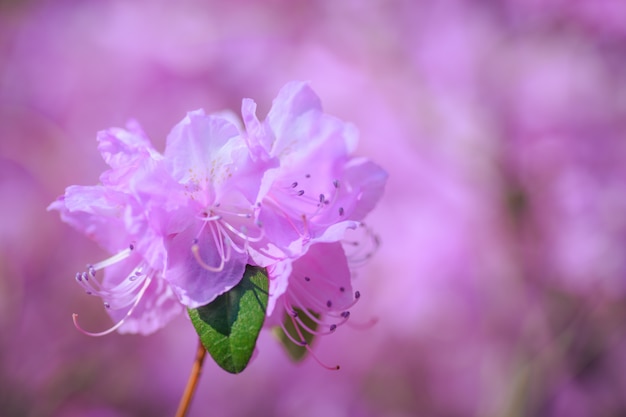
left=48, top=122, right=182, bottom=335
left=49, top=110, right=266, bottom=332
left=265, top=241, right=362, bottom=361
left=243, top=80, right=386, bottom=267
left=49, top=82, right=387, bottom=339
left=244, top=83, right=386, bottom=255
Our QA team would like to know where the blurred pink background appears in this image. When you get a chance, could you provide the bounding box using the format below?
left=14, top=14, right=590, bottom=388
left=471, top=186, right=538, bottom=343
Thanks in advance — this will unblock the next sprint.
left=2, top=1, right=626, bottom=416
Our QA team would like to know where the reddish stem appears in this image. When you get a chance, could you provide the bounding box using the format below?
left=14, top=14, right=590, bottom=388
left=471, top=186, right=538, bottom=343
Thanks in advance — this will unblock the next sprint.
left=175, top=339, right=207, bottom=417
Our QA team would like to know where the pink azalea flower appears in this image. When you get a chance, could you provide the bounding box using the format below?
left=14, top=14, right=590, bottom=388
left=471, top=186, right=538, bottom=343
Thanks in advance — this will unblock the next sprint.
left=242, top=81, right=387, bottom=262
left=48, top=122, right=182, bottom=335
left=49, top=110, right=267, bottom=332
left=50, top=81, right=387, bottom=341
left=241, top=82, right=387, bottom=363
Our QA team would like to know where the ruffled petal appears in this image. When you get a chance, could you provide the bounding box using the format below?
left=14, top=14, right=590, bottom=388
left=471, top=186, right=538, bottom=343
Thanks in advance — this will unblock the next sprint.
left=97, top=121, right=163, bottom=188
left=266, top=81, right=358, bottom=157
left=164, top=111, right=240, bottom=200
left=97, top=120, right=158, bottom=169
left=47, top=185, right=129, bottom=252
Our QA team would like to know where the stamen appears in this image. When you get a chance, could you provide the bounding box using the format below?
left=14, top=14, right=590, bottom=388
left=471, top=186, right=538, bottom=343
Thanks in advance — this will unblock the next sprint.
left=219, top=220, right=265, bottom=243
left=76, top=263, right=150, bottom=309
left=191, top=242, right=226, bottom=272
left=297, top=190, right=305, bottom=196
left=72, top=276, right=153, bottom=337
left=343, top=225, right=381, bottom=267
left=287, top=314, right=339, bottom=370
left=279, top=320, right=307, bottom=346
left=89, top=248, right=133, bottom=271
left=292, top=314, right=341, bottom=336
left=290, top=276, right=357, bottom=314
left=191, top=223, right=228, bottom=272
left=285, top=293, right=350, bottom=329
left=291, top=181, right=298, bottom=188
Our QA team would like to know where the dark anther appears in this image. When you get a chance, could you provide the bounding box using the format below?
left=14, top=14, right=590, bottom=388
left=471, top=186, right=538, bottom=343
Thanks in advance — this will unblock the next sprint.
left=297, top=190, right=305, bottom=196
left=326, top=300, right=332, bottom=308
left=330, top=324, right=337, bottom=331
left=291, top=181, right=298, bottom=188
left=355, top=291, right=361, bottom=299
left=339, top=207, right=344, bottom=216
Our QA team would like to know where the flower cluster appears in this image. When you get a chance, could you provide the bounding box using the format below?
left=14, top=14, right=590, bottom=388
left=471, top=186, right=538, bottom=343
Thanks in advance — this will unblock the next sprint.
left=49, top=82, right=387, bottom=348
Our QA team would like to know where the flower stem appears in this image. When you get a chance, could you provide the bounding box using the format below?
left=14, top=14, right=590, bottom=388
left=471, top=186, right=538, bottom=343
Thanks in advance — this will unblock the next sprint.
left=175, top=339, right=207, bottom=417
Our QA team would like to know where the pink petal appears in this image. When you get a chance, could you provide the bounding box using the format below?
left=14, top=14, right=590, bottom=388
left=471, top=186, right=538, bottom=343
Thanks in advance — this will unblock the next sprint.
left=164, top=222, right=247, bottom=308
left=287, top=242, right=354, bottom=312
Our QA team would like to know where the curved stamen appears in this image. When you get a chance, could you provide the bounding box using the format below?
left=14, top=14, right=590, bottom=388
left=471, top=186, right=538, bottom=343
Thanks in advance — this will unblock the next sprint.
left=216, top=223, right=248, bottom=254
left=197, top=214, right=222, bottom=222
left=192, top=241, right=225, bottom=272
left=72, top=275, right=153, bottom=337
left=219, top=219, right=265, bottom=243
left=191, top=217, right=234, bottom=272
left=290, top=274, right=360, bottom=314
left=209, top=221, right=230, bottom=263
left=283, top=294, right=327, bottom=327
left=76, top=271, right=147, bottom=306
left=279, top=320, right=307, bottom=347
left=287, top=313, right=339, bottom=371
left=343, top=223, right=381, bottom=267
left=286, top=291, right=351, bottom=330
left=89, top=247, right=133, bottom=271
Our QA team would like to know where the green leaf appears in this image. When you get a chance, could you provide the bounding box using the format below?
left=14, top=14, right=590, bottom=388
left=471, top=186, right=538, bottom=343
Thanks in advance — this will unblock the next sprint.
left=273, top=308, right=319, bottom=362
left=188, top=265, right=269, bottom=374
